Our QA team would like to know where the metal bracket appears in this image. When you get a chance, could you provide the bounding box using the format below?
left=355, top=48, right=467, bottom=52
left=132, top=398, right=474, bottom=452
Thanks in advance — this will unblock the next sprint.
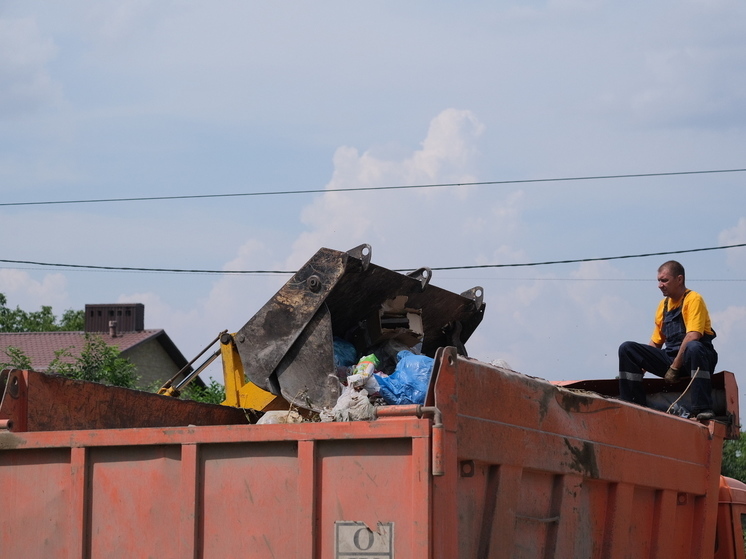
left=346, top=244, right=372, bottom=271
left=460, top=286, right=484, bottom=310
left=407, top=267, right=432, bottom=292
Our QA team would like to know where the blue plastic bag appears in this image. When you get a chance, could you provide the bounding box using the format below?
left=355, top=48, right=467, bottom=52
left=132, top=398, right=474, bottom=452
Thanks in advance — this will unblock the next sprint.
left=333, top=337, right=358, bottom=368
left=377, top=350, right=434, bottom=405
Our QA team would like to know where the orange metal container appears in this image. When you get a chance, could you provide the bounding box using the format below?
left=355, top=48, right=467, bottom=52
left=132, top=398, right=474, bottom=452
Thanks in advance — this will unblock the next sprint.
left=0, top=348, right=741, bottom=558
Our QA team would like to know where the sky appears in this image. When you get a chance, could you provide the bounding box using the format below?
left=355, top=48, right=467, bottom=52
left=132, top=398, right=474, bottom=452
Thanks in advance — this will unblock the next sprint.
left=1, top=1, right=746, bottom=416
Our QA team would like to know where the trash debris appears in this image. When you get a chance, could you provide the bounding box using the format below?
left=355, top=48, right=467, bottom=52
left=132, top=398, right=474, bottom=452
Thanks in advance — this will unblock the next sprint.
left=257, top=410, right=304, bottom=424
left=347, top=354, right=380, bottom=389
left=365, top=296, right=424, bottom=349
left=490, top=359, right=513, bottom=370
left=667, top=402, right=691, bottom=418
left=320, top=385, right=376, bottom=422
left=371, top=338, right=416, bottom=374
left=377, top=350, right=434, bottom=406
left=231, top=245, right=484, bottom=412
left=334, top=337, right=358, bottom=368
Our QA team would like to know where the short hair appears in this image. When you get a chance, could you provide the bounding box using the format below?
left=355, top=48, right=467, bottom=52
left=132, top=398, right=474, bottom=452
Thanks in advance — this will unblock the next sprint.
left=659, top=260, right=685, bottom=280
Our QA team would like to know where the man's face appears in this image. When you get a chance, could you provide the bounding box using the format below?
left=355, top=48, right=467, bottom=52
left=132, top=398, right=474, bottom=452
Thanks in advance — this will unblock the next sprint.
left=657, top=267, right=683, bottom=298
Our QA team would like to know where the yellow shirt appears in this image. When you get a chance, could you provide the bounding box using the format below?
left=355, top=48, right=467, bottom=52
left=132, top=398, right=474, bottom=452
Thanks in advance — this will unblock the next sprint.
left=651, top=290, right=715, bottom=346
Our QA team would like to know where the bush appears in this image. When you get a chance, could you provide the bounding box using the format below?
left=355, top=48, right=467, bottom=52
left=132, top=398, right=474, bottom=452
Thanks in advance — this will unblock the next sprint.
left=49, top=334, right=139, bottom=389
left=722, top=431, right=746, bottom=483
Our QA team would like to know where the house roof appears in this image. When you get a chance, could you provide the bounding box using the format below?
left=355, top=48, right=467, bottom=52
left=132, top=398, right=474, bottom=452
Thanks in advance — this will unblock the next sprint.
left=0, top=330, right=189, bottom=372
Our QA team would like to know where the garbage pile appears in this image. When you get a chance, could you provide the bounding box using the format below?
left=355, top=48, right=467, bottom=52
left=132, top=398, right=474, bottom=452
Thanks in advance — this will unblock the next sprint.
left=318, top=338, right=434, bottom=422
left=234, top=246, right=484, bottom=418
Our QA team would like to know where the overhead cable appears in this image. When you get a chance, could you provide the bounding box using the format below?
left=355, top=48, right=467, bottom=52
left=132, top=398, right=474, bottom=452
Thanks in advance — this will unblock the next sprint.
left=424, top=243, right=746, bottom=271
left=1, top=167, right=744, bottom=207
left=1, top=242, right=744, bottom=275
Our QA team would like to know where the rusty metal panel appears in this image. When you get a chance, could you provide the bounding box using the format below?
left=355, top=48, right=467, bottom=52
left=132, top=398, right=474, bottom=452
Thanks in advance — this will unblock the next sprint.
left=0, top=369, right=250, bottom=432
left=88, top=445, right=184, bottom=559
left=430, top=347, right=727, bottom=559
left=0, top=447, right=78, bottom=558
left=315, top=437, right=431, bottom=558
left=0, top=351, right=736, bottom=558
left=0, top=419, right=433, bottom=558
left=554, top=371, right=741, bottom=440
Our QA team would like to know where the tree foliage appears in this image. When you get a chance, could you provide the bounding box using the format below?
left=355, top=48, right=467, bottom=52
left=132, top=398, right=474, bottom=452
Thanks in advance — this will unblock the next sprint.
left=0, top=346, right=33, bottom=370
left=48, top=334, right=139, bottom=389
left=722, top=431, right=746, bottom=483
left=0, top=293, right=222, bottom=399
left=181, top=379, right=226, bottom=405
left=0, top=293, right=137, bottom=388
left=0, top=293, right=84, bottom=332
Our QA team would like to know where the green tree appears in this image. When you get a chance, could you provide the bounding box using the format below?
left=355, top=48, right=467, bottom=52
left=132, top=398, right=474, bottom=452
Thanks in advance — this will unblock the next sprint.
left=722, top=431, right=746, bottom=483
left=0, top=346, right=33, bottom=370
left=59, top=309, right=85, bottom=331
left=48, top=334, right=139, bottom=389
left=0, top=293, right=223, bottom=401
left=181, top=379, right=226, bottom=405
left=0, top=293, right=84, bottom=332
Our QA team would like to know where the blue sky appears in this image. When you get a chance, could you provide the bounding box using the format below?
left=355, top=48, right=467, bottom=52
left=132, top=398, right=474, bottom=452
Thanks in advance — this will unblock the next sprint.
left=1, top=1, right=746, bottom=413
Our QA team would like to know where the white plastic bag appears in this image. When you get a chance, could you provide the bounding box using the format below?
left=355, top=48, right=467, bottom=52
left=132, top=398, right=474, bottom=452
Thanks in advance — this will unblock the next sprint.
left=256, top=410, right=304, bottom=424
left=320, top=385, right=375, bottom=422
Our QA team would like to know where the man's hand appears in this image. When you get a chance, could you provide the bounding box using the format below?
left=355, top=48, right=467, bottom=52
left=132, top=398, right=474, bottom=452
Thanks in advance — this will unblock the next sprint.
left=664, top=366, right=681, bottom=384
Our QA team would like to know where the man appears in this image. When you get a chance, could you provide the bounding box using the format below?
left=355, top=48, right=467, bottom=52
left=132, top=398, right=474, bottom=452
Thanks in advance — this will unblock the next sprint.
left=618, top=260, right=717, bottom=420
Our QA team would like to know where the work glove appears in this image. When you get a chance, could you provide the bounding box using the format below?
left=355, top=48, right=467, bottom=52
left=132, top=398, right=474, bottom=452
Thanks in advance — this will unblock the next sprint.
left=664, top=366, right=681, bottom=384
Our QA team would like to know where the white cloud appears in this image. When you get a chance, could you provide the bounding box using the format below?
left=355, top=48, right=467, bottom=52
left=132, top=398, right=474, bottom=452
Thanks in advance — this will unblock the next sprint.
left=0, top=269, right=70, bottom=310
left=710, top=305, right=746, bottom=376
left=711, top=305, right=746, bottom=345
left=718, top=217, right=746, bottom=269
left=565, top=261, right=631, bottom=325
left=287, top=108, right=486, bottom=268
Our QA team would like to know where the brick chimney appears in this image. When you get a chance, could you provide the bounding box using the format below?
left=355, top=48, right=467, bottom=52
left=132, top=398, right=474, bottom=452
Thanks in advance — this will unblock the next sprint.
left=85, top=304, right=145, bottom=334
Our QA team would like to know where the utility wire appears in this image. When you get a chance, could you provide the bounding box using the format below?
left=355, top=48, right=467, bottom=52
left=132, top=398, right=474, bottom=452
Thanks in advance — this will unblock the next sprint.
left=2, top=265, right=744, bottom=282
left=1, top=168, right=744, bottom=207
left=1, top=243, right=744, bottom=275
left=424, top=243, right=746, bottom=271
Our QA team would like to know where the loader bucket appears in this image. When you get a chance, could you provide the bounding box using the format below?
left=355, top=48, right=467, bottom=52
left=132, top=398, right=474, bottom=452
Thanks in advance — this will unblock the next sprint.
left=233, top=245, right=485, bottom=411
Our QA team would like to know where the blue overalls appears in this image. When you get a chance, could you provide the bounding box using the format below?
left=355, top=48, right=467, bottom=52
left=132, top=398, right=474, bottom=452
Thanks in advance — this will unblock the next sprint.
left=618, top=291, right=717, bottom=414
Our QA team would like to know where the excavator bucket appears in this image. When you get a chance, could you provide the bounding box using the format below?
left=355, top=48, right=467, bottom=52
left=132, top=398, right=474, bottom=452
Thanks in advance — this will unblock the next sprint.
left=233, top=245, right=485, bottom=411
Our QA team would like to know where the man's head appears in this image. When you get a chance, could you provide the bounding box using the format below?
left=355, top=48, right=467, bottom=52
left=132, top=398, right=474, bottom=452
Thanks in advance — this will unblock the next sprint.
left=657, top=260, right=686, bottom=299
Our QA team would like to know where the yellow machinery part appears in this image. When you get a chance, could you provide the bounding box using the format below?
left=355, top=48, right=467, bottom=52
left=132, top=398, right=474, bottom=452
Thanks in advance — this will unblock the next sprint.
left=220, top=334, right=284, bottom=411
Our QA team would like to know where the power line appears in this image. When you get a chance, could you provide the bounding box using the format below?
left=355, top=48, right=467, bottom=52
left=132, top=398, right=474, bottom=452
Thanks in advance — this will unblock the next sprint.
left=4, top=264, right=744, bottom=282
left=425, top=243, right=746, bottom=271
left=1, top=242, right=744, bottom=275
left=1, top=167, right=744, bottom=208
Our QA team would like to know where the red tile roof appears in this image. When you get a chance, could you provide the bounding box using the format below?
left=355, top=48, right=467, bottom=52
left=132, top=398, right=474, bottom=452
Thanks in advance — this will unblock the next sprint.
left=0, top=330, right=168, bottom=371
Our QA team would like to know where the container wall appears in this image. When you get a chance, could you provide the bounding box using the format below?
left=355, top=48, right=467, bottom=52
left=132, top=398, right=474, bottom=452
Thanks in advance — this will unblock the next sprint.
left=0, top=420, right=432, bottom=559
left=0, top=447, right=81, bottom=558
left=0, top=349, right=731, bottom=559
left=430, top=347, right=726, bottom=559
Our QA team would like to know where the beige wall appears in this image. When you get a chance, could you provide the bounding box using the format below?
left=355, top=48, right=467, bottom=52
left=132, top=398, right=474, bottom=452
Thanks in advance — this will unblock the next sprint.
left=123, top=340, right=182, bottom=389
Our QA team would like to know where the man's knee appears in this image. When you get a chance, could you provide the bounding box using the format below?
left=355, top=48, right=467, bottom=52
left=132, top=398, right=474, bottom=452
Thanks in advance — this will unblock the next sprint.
left=619, top=340, right=640, bottom=358
left=683, top=341, right=717, bottom=375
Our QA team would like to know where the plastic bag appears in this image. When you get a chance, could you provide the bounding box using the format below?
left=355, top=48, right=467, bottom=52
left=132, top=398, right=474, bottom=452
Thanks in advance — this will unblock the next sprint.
left=333, top=337, right=358, bottom=368
left=377, top=350, right=434, bottom=405
left=320, top=385, right=375, bottom=422
left=371, top=338, right=414, bottom=374
left=256, top=410, right=304, bottom=424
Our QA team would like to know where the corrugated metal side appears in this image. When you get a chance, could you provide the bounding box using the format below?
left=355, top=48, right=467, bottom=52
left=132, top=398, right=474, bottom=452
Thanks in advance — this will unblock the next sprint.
left=0, top=419, right=432, bottom=559
left=430, top=347, right=726, bottom=559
